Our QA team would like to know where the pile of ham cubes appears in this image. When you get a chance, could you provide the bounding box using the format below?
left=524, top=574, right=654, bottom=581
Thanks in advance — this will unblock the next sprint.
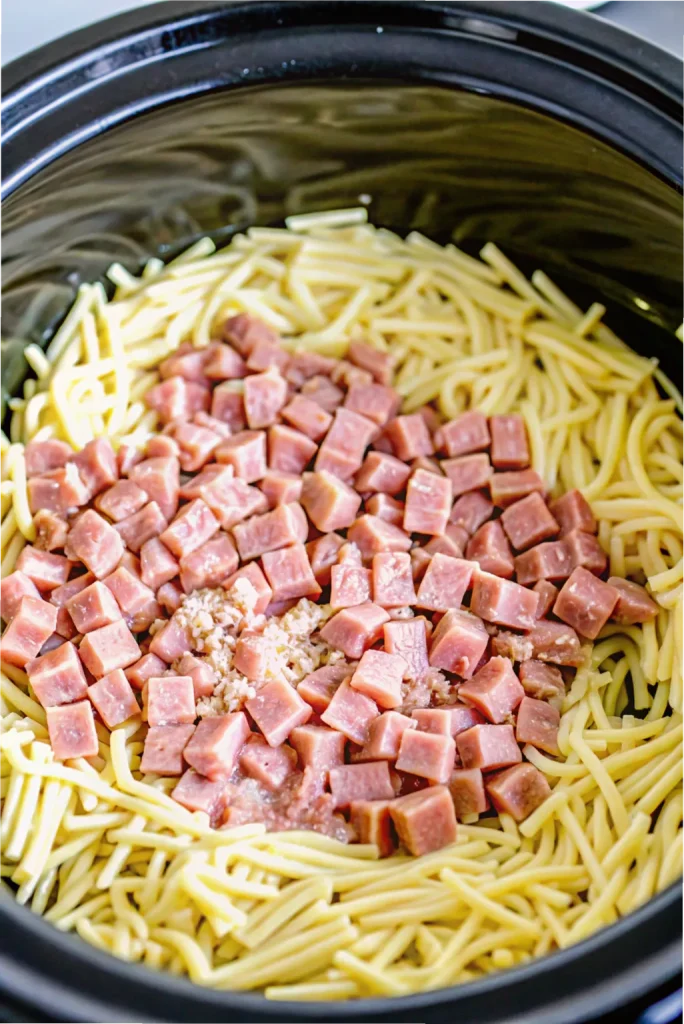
left=1, top=314, right=659, bottom=857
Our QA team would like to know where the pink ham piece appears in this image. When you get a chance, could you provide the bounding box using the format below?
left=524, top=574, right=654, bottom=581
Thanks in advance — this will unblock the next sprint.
left=46, top=701, right=98, bottom=760
left=239, top=736, right=298, bottom=789
left=425, top=524, right=469, bottom=560
left=171, top=422, right=221, bottom=472
left=490, top=469, right=545, bottom=508
left=1, top=570, right=40, bottom=622
left=516, top=695, right=560, bottom=754
left=172, top=770, right=230, bottom=822
left=390, top=786, right=457, bottom=856
left=411, top=707, right=454, bottom=736
left=16, top=547, right=70, bottom=593
left=608, top=577, right=659, bottom=624
left=383, top=618, right=429, bottom=681
left=140, top=724, right=195, bottom=776
left=159, top=343, right=212, bottom=383
left=145, top=376, right=210, bottom=424
left=1, top=595, right=58, bottom=666
left=115, top=502, right=168, bottom=554
left=330, top=564, right=372, bottom=609
left=549, top=489, right=597, bottom=536
left=329, top=762, right=395, bottom=811
left=301, top=375, right=344, bottom=414
left=372, top=552, right=416, bottom=608
left=350, top=648, right=407, bottom=709
left=95, top=480, right=147, bottom=522
left=285, top=351, right=336, bottom=387
left=489, top=415, right=530, bottom=469
left=519, top=660, right=565, bottom=702
left=246, top=338, right=289, bottom=374
left=261, top=543, right=321, bottom=602
left=183, top=712, right=250, bottom=778
left=211, top=382, right=246, bottom=431
left=514, top=541, right=573, bottom=586
left=470, top=572, right=538, bottom=631
left=396, top=728, right=455, bottom=783
left=65, top=510, right=124, bottom=579
left=87, top=668, right=140, bottom=728
left=361, top=711, right=417, bottom=759
left=282, top=394, right=333, bottom=442
left=33, top=510, right=68, bottom=552
left=117, top=445, right=143, bottom=476
left=428, top=609, right=488, bottom=679
left=140, top=537, right=179, bottom=590
left=442, top=454, right=492, bottom=497
left=67, top=580, right=122, bottom=633
left=125, top=652, right=167, bottom=691
left=320, top=603, right=390, bottom=660
left=245, top=679, right=312, bottom=746
left=385, top=414, right=434, bottom=461
left=355, top=451, right=410, bottom=495
left=533, top=580, right=559, bottom=620
left=145, top=674, right=194, bottom=726
left=553, top=567, right=619, bottom=640
left=344, top=382, right=400, bottom=427
left=365, top=494, right=404, bottom=526
left=260, top=471, right=303, bottom=508
left=129, top=456, right=180, bottom=521
left=25, top=438, right=72, bottom=477
left=449, top=767, right=488, bottom=817
left=347, top=515, right=411, bottom=559
left=321, top=677, right=379, bottom=744
left=297, top=664, right=349, bottom=712
left=160, top=500, right=219, bottom=559
left=223, top=313, right=279, bottom=355
left=526, top=620, right=583, bottom=666
left=412, top=455, right=442, bottom=477
left=215, top=431, right=267, bottom=482
left=564, top=529, right=608, bottom=575
left=435, top=411, right=490, bottom=458
left=301, top=471, right=362, bottom=532
left=175, top=654, right=216, bottom=699
left=27, top=641, right=88, bottom=707
left=348, top=340, right=394, bottom=386
left=244, top=369, right=288, bottom=429
left=332, top=359, right=373, bottom=390
left=147, top=436, right=180, bottom=460
left=27, top=464, right=91, bottom=517
left=416, top=554, right=473, bottom=612
left=157, top=582, right=184, bottom=615
left=486, top=763, right=550, bottom=822
left=179, top=534, right=239, bottom=594
left=104, top=568, right=159, bottom=632
left=350, top=801, right=395, bottom=857
left=438, top=704, right=486, bottom=737
left=50, top=573, right=96, bottom=609
left=289, top=725, right=346, bottom=774
left=403, top=469, right=452, bottom=536
left=232, top=502, right=307, bottom=561
left=501, top=492, right=559, bottom=551
left=149, top=613, right=191, bottom=663
left=458, top=656, right=524, bottom=724
left=315, top=407, right=376, bottom=478
left=456, top=723, right=522, bottom=771
left=71, top=438, right=118, bottom=499
left=189, top=471, right=266, bottom=531
left=466, top=520, right=514, bottom=579
left=337, top=542, right=362, bottom=566
left=54, top=607, right=77, bottom=640
left=79, top=620, right=140, bottom=678
left=268, top=424, right=317, bottom=475
left=223, top=562, right=273, bottom=615
left=204, top=344, right=247, bottom=380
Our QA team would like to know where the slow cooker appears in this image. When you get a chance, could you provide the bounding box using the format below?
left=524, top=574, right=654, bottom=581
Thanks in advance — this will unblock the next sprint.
left=1, top=2, right=682, bottom=1021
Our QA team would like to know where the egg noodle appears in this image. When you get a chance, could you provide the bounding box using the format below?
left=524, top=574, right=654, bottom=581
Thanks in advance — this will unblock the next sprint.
left=1, top=209, right=682, bottom=999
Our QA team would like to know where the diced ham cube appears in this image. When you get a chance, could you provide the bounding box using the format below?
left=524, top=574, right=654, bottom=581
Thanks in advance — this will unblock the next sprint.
left=103, top=568, right=159, bottom=632
left=350, top=649, right=407, bottom=709
left=489, top=415, right=530, bottom=470
left=216, top=430, right=267, bottom=482
left=205, top=342, right=248, bottom=380
left=246, top=338, right=289, bottom=374
left=260, top=471, right=303, bottom=508
left=125, top=652, right=167, bottom=691
left=239, top=736, right=298, bottom=789
left=16, top=547, right=70, bottom=593
left=330, top=564, right=372, bottom=609
left=383, top=618, right=429, bottom=681
left=285, top=351, right=336, bottom=386
left=301, top=375, right=344, bottom=413
left=245, top=679, right=312, bottom=746
left=26, top=641, right=88, bottom=707
left=195, top=473, right=267, bottom=531
left=390, top=786, right=457, bottom=855
left=564, top=529, right=608, bottom=575
left=147, top=435, right=180, bottom=460
left=117, top=444, right=143, bottom=476
left=396, top=729, right=455, bottom=783
left=50, top=573, right=95, bottom=608
left=145, top=376, right=210, bottom=424
left=514, top=540, right=573, bottom=586
left=222, top=562, right=273, bottom=615
left=289, top=725, right=346, bottom=774
left=428, top=610, right=488, bottom=679
left=440, top=704, right=486, bottom=737
left=519, top=660, right=565, bottom=702
left=365, top=494, right=404, bottom=526
left=28, top=463, right=91, bottom=516
left=355, top=451, right=410, bottom=496
left=424, top=524, right=468, bottom=560
left=515, top=695, right=560, bottom=755
left=470, top=572, right=538, bottom=631
left=71, top=438, right=118, bottom=499
left=350, top=800, right=395, bottom=857
left=261, top=543, right=321, bottom=602
left=553, top=567, right=619, bottom=640
left=450, top=490, right=495, bottom=535
left=490, top=469, right=545, bottom=508
left=549, top=489, right=597, bottom=536
left=95, top=480, right=147, bottom=522
left=416, top=553, right=473, bottom=612
left=159, top=343, right=212, bottom=383
left=347, top=515, right=412, bottom=561
left=46, top=701, right=98, bottom=760
left=64, top=511, right=123, bottom=579
left=410, top=548, right=432, bottom=585
left=149, top=613, right=191, bottom=663
left=385, top=414, right=434, bottom=461
left=466, top=520, right=514, bottom=579
left=244, top=369, right=288, bottom=429
left=435, top=411, right=490, bottom=458
left=179, top=533, right=239, bottom=594
left=344, top=382, right=400, bottom=427
left=211, top=381, right=246, bottom=432
left=348, top=340, right=394, bottom=386
left=175, top=654, right=215, bottom=700
left=183, top=712, right=250, bottom=779
left=54, top=607, right=77, bottom=640
left=448, top=767, right=488, bottom=817
left=25, top=438, right=72, bottom=477
left=371, top=551, right=416, bottom=609
left=140, top=724, right=195, bottom=776
left=329, top=761, right=394, bottom=809
left=404, top=469, right=452, bottom=536
left=172, top=769, right=230, bottom=822
left=458, top=656, right=524, bottom=724
left=321, top=677, right=379, bottom=744
left=268, top=424, right=317, bottom=475
left=222, top=313, right=278, bottom=355
left=146, top=675, right=195, bottom=728
left=608, top=577, right=659, bottom=624
left=1, top=595, right=58, bottom=666
left=360, top=711, right=416, bottom=759
left=486, top=763, right=550, bottom=822
left=140, top=537, right=179, bottom=590
left=501, top=492, right=559, bottom=552
left=320, top=603, right=390, bottom=660
left=301, top=471, right=362, bottom=532
left=79, top=620, right=140, bottom=678
left=129, top=456, right=180, bottom=521
left=171, top=422, right=221, bottom=472
left=1, top=570, right=41, bottom=622
left=456, top=723, right=522, bottom=771
left=160, top=500, right=219, bottom=559
left=411, top=455, right=442, bottom=477
left=533, top=580, right=559, bottom=620
left=442, top=454, right=492, bottom=497
left=297, top=664, right=348, bottom=712
left=332, top=359, right=373, bottom=389
left=232, top=502, right=307, bottom=561
left=316, top=407, right=376, bottom=477
left=411, top=707, right=455, bottom=735
left=114, top=502, right=168, bottom=554
left=87, top=668, right=140, bottom=728
left=281, top=394, right=332, bottom=441
left=67, top=580, right=122, bottom=633
left=157, top=581, right=184, bottom=615
left=305, top=534, right=344, bottom=588
left=527, top=620, right=583, bottom=666
left=33, top=510, right=68, bottom=552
